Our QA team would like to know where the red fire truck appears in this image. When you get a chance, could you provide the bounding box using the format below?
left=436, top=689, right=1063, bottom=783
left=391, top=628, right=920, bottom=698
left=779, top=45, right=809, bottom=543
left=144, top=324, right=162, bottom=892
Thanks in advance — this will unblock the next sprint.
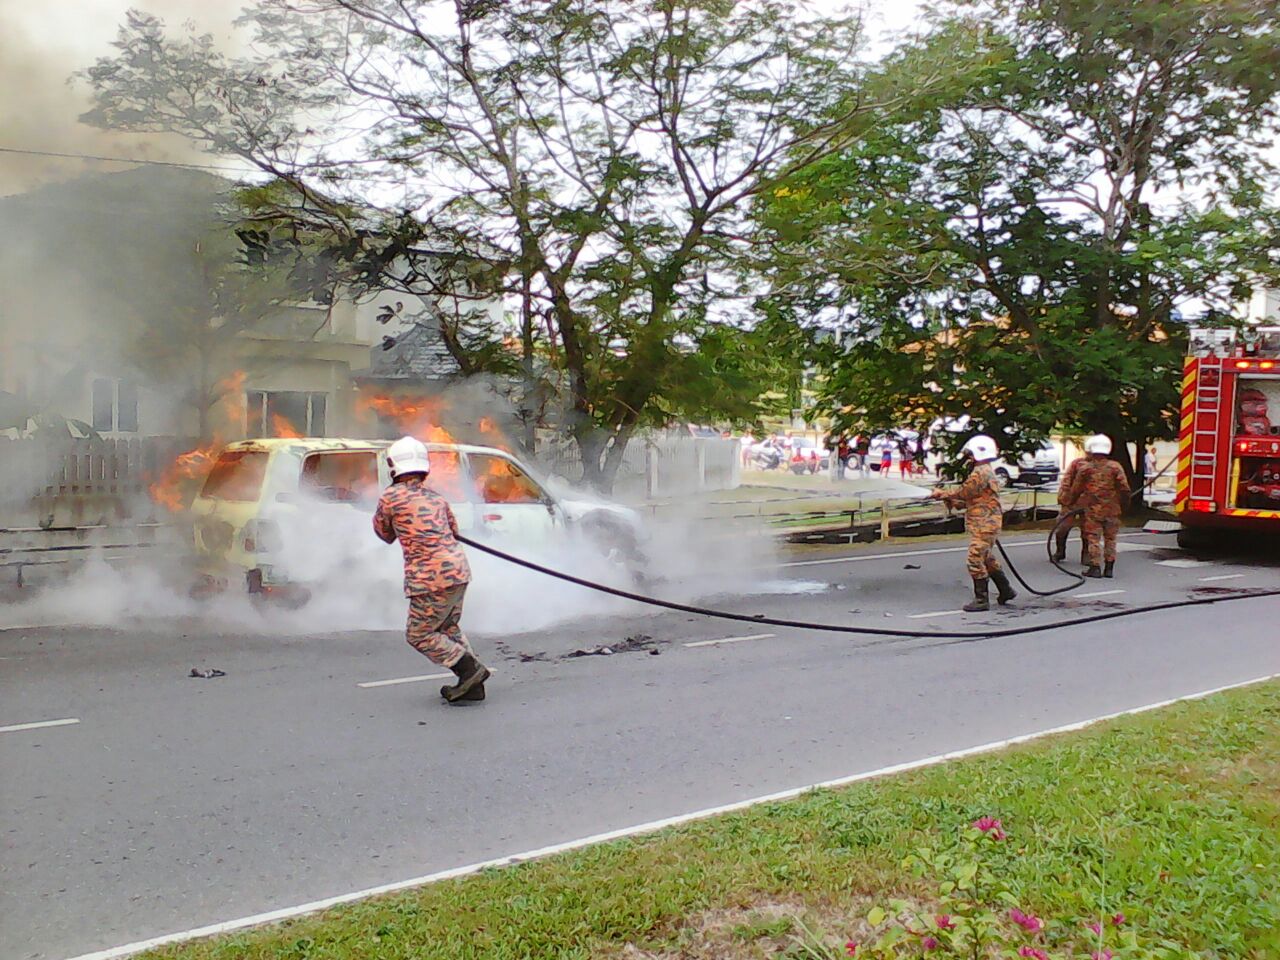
left=1176, top=326, right=1280, bottom=547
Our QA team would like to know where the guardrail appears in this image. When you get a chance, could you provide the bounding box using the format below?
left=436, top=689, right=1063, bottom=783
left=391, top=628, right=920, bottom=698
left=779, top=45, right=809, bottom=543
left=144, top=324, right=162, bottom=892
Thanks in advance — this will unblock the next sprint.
left=0, top=522, right=185, bottom=588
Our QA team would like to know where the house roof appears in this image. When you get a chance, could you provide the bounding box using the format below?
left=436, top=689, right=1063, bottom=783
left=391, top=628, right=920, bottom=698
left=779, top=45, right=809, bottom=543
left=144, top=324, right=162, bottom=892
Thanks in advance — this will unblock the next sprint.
left=362, top=318, right=461, bottom=381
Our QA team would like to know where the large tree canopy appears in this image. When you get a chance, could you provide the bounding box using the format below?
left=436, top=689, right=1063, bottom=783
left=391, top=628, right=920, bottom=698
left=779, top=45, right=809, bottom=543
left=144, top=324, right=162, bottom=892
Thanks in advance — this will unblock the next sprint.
left=760, top=0, right=1280, bottom=491
left=79, top=0, right=963, bottom=489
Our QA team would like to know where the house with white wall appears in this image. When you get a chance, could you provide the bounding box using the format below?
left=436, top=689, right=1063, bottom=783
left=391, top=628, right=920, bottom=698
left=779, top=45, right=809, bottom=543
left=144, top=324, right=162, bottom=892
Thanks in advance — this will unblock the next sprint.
left=0, top=166, right=504, bottom=441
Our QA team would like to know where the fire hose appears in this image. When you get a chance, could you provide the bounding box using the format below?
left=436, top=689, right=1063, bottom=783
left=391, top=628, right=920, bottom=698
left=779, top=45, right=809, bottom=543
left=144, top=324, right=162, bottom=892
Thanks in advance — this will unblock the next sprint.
left=455, top=516, right=1280, bottom=642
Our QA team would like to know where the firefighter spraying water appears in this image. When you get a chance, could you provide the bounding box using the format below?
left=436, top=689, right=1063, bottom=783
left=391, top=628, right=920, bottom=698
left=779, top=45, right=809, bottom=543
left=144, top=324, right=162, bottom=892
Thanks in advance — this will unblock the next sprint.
left=374, top=436, right=492, bottom=704
left=929, top=435, right=1018, bottom=612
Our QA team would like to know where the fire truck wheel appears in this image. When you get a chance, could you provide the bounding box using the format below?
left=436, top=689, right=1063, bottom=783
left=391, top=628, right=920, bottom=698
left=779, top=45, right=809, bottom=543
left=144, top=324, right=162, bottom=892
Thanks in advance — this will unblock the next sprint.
left=1176, top=526, right=1213, bottom=551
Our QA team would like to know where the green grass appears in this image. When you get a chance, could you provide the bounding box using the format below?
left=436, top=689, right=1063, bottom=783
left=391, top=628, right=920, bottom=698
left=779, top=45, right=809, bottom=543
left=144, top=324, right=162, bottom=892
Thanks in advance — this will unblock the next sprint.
left=140, top=681, right=1280, bottom=959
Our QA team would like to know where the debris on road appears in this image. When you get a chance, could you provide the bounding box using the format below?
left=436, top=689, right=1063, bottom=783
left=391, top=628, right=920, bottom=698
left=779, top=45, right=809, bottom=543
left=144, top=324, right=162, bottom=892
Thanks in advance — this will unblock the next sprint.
left=565, top=634, right=660, bottom=658
left=904, top=563, right=921, bottom=569
left=189, top=668, right=226, bottom=679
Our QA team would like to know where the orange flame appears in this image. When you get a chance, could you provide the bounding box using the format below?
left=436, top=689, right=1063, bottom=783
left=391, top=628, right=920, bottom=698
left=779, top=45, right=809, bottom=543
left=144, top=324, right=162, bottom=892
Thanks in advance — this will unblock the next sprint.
left=148, top=372, right=246, bottom=512
left=356, top=392, right=479, bottom=446
left=271, top=414, right=303, bottom=439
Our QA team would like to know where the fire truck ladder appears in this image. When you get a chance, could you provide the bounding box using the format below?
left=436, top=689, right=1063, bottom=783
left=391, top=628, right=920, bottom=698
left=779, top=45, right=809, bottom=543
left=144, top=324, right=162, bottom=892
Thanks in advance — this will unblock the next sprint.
left=1188, top=365, right=1222, bottom=502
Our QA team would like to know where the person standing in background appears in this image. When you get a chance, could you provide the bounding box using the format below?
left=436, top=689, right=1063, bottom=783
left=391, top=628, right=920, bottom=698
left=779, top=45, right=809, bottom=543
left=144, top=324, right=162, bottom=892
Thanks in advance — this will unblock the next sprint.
left=853, top=435, right=870, bottom=476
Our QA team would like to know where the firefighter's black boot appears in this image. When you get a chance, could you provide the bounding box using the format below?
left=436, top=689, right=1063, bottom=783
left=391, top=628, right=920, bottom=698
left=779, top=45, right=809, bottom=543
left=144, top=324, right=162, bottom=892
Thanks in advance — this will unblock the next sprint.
left=1103, top=561, right=1115, bottom=579
left=963, top=578, right=990, bottom=612
left=1052, top=537, right=1067, bottom=563
left=991, top=569, right=1017, bottom=605
left=1084, top=565, right=1103, bottom=578
left=440, top=653, right=490, bottom=704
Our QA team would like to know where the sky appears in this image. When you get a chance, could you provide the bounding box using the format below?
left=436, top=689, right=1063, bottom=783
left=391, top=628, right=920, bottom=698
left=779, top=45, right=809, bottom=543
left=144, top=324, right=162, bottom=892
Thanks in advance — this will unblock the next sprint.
left=0, top=0, right=929, bottom=197
left=0, top=0, right=249, bottom=195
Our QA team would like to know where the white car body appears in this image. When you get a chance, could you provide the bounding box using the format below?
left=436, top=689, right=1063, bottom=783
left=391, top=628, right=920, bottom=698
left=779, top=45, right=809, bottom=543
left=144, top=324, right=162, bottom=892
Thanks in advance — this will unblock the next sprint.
left=189, top=438, right=646, bottom=591
left=992, top=443, right=1061, bottom=486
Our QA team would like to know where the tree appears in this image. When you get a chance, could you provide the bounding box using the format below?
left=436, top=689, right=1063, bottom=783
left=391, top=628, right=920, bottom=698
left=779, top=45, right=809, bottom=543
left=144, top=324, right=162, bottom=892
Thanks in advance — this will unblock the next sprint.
left=78, top=1, right=958, bottom=490
left=759, top=0, right=1280, bottom=496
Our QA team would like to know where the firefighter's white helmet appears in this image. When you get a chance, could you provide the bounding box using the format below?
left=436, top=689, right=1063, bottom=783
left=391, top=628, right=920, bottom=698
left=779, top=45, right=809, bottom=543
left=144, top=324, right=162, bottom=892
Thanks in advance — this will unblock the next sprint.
left=1084, top=434, right=1112, bottom=455
left=962, top=434, right=999, bottom=463
left=387, top=436, right=431, bottom=477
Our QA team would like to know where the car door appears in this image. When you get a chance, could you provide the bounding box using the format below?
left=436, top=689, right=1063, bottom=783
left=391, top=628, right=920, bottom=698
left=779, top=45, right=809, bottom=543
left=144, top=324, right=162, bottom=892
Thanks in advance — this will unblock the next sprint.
left=465, top=451, right=561, bottom=547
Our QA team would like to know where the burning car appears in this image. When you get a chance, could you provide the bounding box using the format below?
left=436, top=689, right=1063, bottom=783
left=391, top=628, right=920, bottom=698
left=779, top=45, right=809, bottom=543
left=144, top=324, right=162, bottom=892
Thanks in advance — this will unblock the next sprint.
left=188, top=437, right=646, bottom=598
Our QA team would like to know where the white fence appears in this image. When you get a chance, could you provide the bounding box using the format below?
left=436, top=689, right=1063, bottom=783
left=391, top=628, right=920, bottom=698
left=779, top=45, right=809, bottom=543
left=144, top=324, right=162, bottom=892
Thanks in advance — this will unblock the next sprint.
left=0, top=436, right=194, bottom=525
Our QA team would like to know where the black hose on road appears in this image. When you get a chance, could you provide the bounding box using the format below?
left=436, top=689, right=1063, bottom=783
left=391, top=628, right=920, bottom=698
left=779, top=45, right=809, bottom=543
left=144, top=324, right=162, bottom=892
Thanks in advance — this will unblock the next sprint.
left=455, top=530, right=1280, bottom=642
left=994, top=507, right=1086, bottom=598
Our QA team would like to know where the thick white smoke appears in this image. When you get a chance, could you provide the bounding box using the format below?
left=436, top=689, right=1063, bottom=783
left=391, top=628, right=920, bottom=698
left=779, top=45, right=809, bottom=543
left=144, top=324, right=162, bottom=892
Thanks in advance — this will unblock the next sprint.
left=1, top=479, right=813, bottom=639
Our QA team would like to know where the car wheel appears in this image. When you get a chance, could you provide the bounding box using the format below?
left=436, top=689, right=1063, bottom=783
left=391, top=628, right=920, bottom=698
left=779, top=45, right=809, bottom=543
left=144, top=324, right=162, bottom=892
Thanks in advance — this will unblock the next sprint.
left=189, top=576, right=223, bottom=601
left=581, top=514, right=646, bottom=573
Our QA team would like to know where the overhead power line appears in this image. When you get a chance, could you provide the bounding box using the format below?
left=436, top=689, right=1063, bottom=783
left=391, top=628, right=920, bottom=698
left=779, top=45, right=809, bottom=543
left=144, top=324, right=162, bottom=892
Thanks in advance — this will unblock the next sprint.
left=0, top=144, right=413, bottom=187
left=0, top=144, right=259, bottom=176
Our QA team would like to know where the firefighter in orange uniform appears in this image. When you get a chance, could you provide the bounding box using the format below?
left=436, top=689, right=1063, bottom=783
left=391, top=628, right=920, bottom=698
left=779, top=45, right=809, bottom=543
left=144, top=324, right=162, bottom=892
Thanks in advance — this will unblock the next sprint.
left=1060, top=434, right=1130, bottom=578
left=930, top=434, right=1018, bottom=612
left=1053, top=455, right=1087, bottom=564
left=374, top=436, right=491, bottom=703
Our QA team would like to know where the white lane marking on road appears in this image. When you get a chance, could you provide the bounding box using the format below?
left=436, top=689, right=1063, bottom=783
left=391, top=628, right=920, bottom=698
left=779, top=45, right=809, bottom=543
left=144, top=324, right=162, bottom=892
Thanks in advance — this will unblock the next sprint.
left=1157, top=558, right=1210, bottom=568
left=357, top=673, right=452, bottom=688
left=0, top=717, right=80, bottom=734
left=1074, top=590, right=1125, bottom=599
left=65, top=669, right=1280, bottom=960
left=1199, top=574, right=1245, bottom=582
left=906, top=610, right=965, bottom=620
left=684, top=633, right=776, bottom=648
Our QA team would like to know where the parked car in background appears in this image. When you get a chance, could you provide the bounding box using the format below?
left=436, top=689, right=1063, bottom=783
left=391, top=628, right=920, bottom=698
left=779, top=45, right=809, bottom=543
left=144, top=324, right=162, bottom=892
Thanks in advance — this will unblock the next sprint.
left=993, top=442, right=1060, bottom=486
left=189, top=438, right=646, bottom=596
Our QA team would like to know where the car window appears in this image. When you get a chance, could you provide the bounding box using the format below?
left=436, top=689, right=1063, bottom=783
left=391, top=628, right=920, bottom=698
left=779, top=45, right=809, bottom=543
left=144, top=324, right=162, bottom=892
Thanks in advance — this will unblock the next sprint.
left=469, top=453, right=547, bottom=504
left=201, top=451, right=270, bottom=502
left=301, top=452, right=380, bottom=502
left=425, top=450, right=467, bottom=502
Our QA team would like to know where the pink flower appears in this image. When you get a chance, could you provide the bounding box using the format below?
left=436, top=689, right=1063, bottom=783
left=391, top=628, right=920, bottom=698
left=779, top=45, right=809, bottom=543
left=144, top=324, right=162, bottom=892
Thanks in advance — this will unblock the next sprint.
left=972, top=816, right=1007, bottom=839
left=1092, top=951, right=1114, bottom=960
left=1087, top=922, right=1103, bottom=935
left=844, top=942, right=858, bottom=957
left=1018, top=948, right=1048, bottom=960
left=935, top=914, right=956, bottom=930
left=1111, top=912, right=1125, bottom=926
left=921, top=936, right=939, bottom=950
left=1009, top=908, right=1043, bottom=933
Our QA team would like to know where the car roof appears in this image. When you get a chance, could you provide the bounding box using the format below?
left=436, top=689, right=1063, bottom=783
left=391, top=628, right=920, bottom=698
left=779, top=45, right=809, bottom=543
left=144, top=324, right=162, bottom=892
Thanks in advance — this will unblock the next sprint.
left=219, top=438, right=518, bottom=457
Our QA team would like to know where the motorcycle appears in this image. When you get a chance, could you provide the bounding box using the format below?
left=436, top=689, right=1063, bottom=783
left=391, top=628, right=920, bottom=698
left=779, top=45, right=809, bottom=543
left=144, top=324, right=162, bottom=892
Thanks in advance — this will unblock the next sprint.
left=751, top=443, right=783, bottom=470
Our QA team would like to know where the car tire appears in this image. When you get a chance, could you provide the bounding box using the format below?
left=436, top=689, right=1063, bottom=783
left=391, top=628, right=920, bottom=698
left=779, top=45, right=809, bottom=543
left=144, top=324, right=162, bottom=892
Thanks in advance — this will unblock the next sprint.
left=581, top=514, right=646, bottom=572
left=189, top=576, right=223, bottom=601
left=1176, top=526, right=1213, bottom=552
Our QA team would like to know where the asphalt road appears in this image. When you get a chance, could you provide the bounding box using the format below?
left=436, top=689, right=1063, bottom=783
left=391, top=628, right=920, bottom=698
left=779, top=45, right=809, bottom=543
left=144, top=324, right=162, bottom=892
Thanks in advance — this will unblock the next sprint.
left=3, top=531, right=1279, bottom=960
